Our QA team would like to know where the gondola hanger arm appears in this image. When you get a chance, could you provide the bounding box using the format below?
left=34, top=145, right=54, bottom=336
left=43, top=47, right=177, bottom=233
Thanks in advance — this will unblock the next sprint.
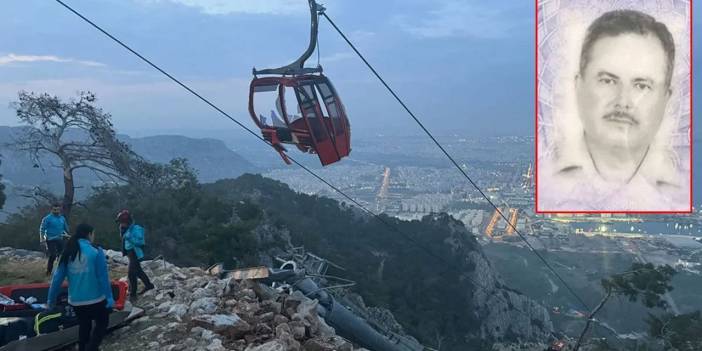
left=253, top=0, right=325, bottom=76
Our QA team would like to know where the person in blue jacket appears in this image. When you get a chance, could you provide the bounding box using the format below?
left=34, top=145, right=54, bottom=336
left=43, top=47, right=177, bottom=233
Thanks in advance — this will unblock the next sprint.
left=47, top=223, right=114, bottom=351
left=39, top=203, right=69, bottom=276
left=116, top=209, right=154, bottom=300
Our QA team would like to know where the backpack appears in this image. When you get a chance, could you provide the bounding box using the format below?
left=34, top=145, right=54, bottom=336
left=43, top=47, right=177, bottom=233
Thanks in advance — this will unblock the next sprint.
left=128, top=225, right=145, bottom=247
left=34, top=305, right=78, bottom=335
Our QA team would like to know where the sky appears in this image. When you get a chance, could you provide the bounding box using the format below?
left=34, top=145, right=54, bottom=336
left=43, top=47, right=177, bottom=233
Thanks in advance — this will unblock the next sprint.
left=0, top=0, right=697, bottom=139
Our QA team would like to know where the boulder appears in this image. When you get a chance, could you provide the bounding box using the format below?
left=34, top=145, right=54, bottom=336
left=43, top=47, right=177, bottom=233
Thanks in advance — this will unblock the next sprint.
left=302, top=339, right=335, bottom=351
left=206, top=339, right=226, bottom=351
left=192, top=288, right=209, bottom=300
left=205, top=279, right=228, bottom=297
left=289, top=320, right=306, bottom=340
left=272, top=315, right=289, bottom=327
left=183, top=338, right=198, bottom=348
left=293, top=299, right=318, bottom=322
left=302, top=337, right=352, bottom=351
left=191, top=314, right=251, bottom=339
left=292, top=300, right=319, bottom=335
left=245, top=340, right=287, bottom=351
left=254, top=322, right=273, bottom=335
left=275, top=323, right=292, bottom=339
left=260, top=300, right=283, bottom=315
left=241, top=288, right=257, bottom=301
left=105, top=250, right=129, bottom=265
left=258, top=312, right=275, bottom=323
left=233, top=300, right=261, bottom=319
left=167, top=304, right=189, bottom=320
left=223, top=277, right=238, bottom=296
left=283, top=296, right=303, bottom=314
left=201, top=329, right=216, bottom=341
left=316, top=317, right=335, bottom=338
left=190, top=297, right=219, bottom=314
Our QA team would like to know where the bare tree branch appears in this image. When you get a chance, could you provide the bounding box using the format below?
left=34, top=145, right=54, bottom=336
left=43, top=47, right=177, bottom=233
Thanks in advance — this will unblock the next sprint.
left=71, top=164, right=128, bottom=183
left=8, top=91, right=155, bottom=215
left=17, top=186, right=59, bottom=207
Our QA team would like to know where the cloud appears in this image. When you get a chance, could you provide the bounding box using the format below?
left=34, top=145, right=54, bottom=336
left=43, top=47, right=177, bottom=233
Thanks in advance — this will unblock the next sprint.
left=394, top=1, right=526, bottom=39
left=0, top=77, right=249, bottom=101
left=0, top=76, right=252, bottom=129
left=0, top=54, right=106, bottom=67
left=320, top=52, right=354, bottom=63
left=140, top=0, right=335, bottom=16
left=348, top=30, right=376, bottom=42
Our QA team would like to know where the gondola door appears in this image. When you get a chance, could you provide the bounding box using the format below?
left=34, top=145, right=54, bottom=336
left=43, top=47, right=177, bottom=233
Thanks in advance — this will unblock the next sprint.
left=294, top=81, right=340, bottom=165
left=314, top=77, right=350, bottom=158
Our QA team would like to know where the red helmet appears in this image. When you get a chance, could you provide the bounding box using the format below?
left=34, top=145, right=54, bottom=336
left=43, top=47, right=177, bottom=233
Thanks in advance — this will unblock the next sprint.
left=115, top=209, right=131, bottom=223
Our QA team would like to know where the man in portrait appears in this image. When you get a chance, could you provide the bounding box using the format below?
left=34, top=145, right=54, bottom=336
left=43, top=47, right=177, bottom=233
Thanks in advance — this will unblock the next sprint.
left=538, top=9, right=689, bottom=211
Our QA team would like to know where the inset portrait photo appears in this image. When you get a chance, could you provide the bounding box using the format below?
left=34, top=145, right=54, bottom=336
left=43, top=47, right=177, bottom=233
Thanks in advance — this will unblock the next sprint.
left=536, top=0, right=692, bottom=213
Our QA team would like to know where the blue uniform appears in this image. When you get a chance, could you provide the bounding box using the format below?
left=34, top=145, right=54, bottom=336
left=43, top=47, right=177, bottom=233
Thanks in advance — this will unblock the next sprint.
left=47, top=239, right=114, bottom=308
left=39, top=214, right=68, bottom=241
left=122, top=224, right=145, bottom=260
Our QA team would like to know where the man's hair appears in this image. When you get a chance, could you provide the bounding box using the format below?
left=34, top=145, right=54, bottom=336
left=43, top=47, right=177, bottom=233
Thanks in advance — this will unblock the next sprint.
left=51, top=203, right=61, bottom=208
left=579, top=9, right=675, bottom=87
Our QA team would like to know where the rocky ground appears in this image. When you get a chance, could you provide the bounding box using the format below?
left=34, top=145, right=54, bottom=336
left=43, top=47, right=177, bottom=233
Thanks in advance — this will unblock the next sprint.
left=102, top=250, right=366, bottom=351
left=0, top=247, right=367, bottom=351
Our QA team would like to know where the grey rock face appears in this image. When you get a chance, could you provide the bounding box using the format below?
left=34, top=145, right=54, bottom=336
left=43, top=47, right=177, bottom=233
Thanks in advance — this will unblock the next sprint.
left=466, top=250, right=554, bottom=341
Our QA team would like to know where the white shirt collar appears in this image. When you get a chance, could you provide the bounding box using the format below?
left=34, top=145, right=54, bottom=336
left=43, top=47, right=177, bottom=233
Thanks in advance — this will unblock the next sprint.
left=551, top=132, right=684, bottom=188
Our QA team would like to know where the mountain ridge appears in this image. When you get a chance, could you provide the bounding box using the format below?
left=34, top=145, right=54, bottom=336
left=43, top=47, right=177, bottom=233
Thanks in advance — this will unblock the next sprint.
left=0, top=125, right=258, bottom=217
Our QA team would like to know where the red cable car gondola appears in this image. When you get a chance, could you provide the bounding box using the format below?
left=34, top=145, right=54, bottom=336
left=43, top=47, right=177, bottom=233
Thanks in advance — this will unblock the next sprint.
left=248, top=0, right=350, bottom=166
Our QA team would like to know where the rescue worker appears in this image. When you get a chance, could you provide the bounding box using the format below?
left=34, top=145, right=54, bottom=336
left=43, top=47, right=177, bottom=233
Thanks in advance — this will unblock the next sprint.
left=39, top=203, right=69, bottom=276
left=116, top=209, right=154, bottom=300
left=47, top=223, right=114, bottom=351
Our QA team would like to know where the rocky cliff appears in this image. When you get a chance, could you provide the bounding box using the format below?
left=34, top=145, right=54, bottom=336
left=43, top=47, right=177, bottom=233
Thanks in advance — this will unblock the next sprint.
left=423, top=213, right=553, bottom=344
left=204, top=176, right=555, bottom=348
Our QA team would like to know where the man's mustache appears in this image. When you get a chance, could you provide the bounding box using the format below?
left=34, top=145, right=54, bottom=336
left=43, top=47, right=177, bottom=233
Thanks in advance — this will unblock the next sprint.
left=603, top=111, right=638, bottom=125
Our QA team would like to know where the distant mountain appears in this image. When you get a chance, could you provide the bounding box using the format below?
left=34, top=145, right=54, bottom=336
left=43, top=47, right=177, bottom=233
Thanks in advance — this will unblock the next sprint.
left=0, top=126, right=256, bottom=184
left=0, top=126, right=258, bottom=215
left=0, top=126, right=50, bottom=190
left=125, top=134, right=257, bottom=183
